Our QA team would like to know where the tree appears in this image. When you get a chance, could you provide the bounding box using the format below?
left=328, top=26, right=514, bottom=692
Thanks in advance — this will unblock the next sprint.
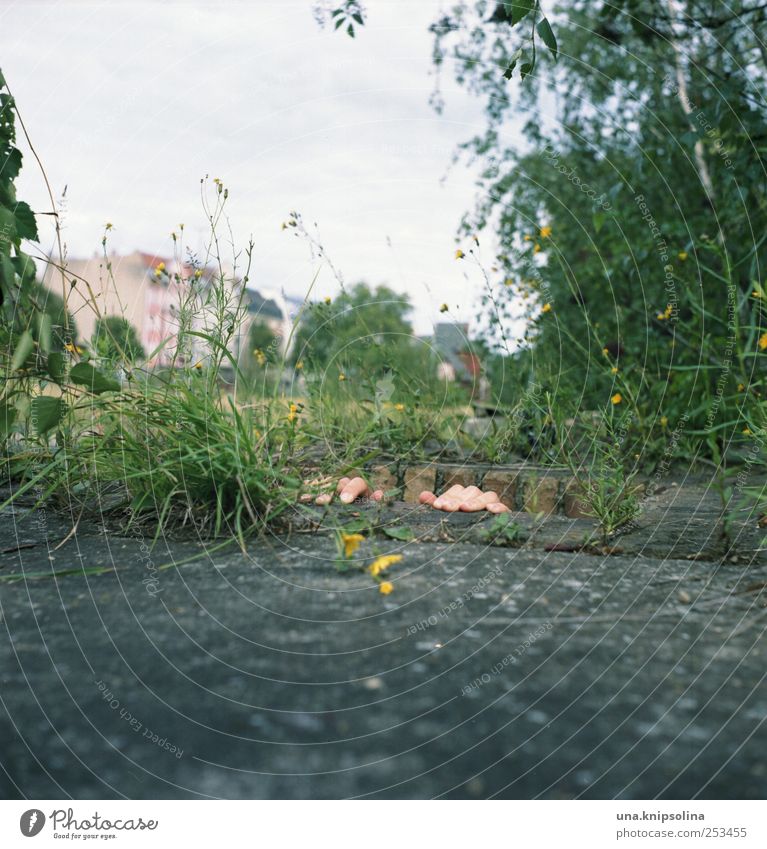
left=426, top=1, right=767, bottom=439
left=93, top=315, right=146, bottom=363
left=291, top=282, right=415, bottom=375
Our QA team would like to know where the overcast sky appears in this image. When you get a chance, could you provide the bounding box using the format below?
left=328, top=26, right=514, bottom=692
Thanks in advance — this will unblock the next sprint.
left=1, top=0, right=522, bottom=335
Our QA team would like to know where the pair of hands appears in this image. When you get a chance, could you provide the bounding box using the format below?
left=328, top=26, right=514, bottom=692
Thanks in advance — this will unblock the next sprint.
left=305, top=475, right=510, bottom=514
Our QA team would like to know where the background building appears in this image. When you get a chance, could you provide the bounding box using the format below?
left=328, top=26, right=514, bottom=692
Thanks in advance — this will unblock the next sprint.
left=41, top=250, right=284, bottom=367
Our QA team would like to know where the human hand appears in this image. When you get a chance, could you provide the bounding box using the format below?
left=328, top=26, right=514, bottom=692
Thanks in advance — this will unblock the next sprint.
left=418, top=484, right=510, bottom=514
left=301, top=475, right=384, bottom=506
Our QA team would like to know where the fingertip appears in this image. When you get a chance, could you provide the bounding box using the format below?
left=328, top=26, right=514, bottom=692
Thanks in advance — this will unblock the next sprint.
left=419, top=491, right=436, bottom=505
left=339, top=491, right=354, bottom=503
left=372, top=490, right=384, bottom=501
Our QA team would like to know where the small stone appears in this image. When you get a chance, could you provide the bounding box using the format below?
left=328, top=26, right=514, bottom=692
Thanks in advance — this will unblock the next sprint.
left=678, top=590, right=692, bottom=604
left=482, top=470, right=518, bottom=508
left=404, top=465, right=436, bottom=503
left=523, top=476, right=559, bottom=514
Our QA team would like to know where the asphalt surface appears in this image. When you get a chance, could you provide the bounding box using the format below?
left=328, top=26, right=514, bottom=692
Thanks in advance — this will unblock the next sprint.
left=0, top=501, right=765, bottom=799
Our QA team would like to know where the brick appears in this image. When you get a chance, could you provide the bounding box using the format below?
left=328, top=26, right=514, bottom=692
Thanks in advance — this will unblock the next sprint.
left=480, top=470, right=518, bottom=509
left=370, top=464, right=399, bottom=496
left=404, top=465, right=437, bottom=503
left=441, top=466, right=478, bottom=491
left=523, top=476, right=559, bottom=515
left=563, top=479, right=593, bottom=519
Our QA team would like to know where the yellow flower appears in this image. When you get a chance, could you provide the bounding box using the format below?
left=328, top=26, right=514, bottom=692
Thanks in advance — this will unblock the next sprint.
left=104, top=222, right=113, bottom=230
left=533, top=243, right=542, bottom=253
left=194, top=361, right=203, bottom=370
left=602, top=347, right=609, bottom=357
left=440, top=303, right=449, bottom=313
left=541, top=302, right=552, bottom=313
left=339, top=373, right=346, bottom=381
left=281, top=222, right=288, bottom=230
left=455, top=249, right=465, bottom=259
left=379, top=581, right=394, bottom=595
left=753, top=290, right=762, bottom=299
left=678, top=251, right=688, bottom=261
left=539, top=225, right=552, bottom=239
left=324, top=296, right=332, bottom=305
left=287, top=411, right=297, bottom=423
left=394, top=403, right=405, bottom=412
left=611, top=393, right=623, bottom=405
left=64, top=343, right=77, bottom=354
left=295, top=360, right=304, bottom=370
left=368, top=554, right=403, bottom=577
left=342, top=533, right=365, bottom=558
left=289, top=403, right=299, bottom=412
left=504, top=278, right=514, bottom=287
left=656, top=312, right=666, bottom=320
left=523, top=234, right=532, bottom=242
left=743, top=427, right=752, bottom=435
left=611, top=366, right=618, bottom=374
left=759, top=332, right=767, bottom=351
left=194, top=269, right=202, bottom=279
left=660, top=416, right=668, bottom=427
left=738, top=383, right=745, bottom=392
left=156, top=262, right=166, bottom=273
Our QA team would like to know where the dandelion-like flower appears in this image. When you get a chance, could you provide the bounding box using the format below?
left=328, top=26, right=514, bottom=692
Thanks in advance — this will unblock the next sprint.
left=611, top=393, right=622, bottom=405
left=759, top=332, right=767, bottom=351
left=539, top=225, right=552, bottom=239
left=678, top=251, right=688, bottom=261
left=296, top=360, right=304, bottom=370
left=341, top=533, right=365, bottom=558
left=379, top=581, right=394, bottom=595
left=369, top=554, right=403, bottom=577
left=455, top=249, right=465, bottom=259
left=541, top=302, right=552, bottom=313
left=660, top=416, right=668, bottom=427
left=440, top=303, right=449, bottom=313
left=533, top=243, right=542, bottom=253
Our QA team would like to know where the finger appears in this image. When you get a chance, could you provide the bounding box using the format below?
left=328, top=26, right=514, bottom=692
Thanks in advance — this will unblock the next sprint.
left=335, top=477, right=352, bottom=492
left=460, top=491, right=501, bottom=512
left=433, top=496, right=464, bottom=512
left=315, top=492, right=333, bottom=506
left=486, top=501, right=510, bottom=514
left=339, top=476, right=370, bottom=504
left=419, top=491, right=437, bottom=505
left=371, top=489, right=384, bottom=502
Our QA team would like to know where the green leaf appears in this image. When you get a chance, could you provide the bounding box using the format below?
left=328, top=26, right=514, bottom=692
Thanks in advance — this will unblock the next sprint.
left=506, top=0, right=535, bottom=26
left=11, top=330, right=34, bottom=371
left=0, top=204, right=16, bottom=247
left=0, top=400, right=17, bottom=439
left=382, top=525, right=415, bottom=542
left=32, top=396, right=65, bottom=435
left=593, top=210, right=606, bottom=233
left=536, top=17, right=557, bottom=58
left=347, top=22, right=354, bottom=37
left=13, top=201, right=38, bottom=242
left=37, top=311, right=52, bottom=354
left=520, top=60, right=535, bottom=79
left=503, top=47, right=524, bottom=79
left=46, top=351, right=66, bottom=381
left=0, top=252, right=16, bottom=290
left=69, top=361, right=120, bottom=394
left=10, top=250, right=35, bottom=283
left=0, top=147, right=22, bottom=181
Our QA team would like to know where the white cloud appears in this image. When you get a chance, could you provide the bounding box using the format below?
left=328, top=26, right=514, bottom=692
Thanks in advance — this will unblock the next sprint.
left=3, top=0, right=513, bottom=334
